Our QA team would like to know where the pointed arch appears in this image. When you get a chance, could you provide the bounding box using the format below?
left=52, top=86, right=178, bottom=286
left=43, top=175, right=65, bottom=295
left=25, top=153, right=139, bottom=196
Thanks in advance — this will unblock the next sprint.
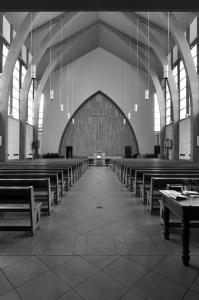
left=58, top=90, right=139, bottom=157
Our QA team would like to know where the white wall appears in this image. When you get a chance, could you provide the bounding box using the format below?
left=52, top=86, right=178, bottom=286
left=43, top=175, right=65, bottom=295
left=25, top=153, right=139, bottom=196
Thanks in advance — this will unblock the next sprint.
left=179, top=118, right=191, bottom=160
left=42, top=47, right=155, bottom=155
left=8, top=117, right=19, bottom=160
left=26, top=124, right=33, bottom=159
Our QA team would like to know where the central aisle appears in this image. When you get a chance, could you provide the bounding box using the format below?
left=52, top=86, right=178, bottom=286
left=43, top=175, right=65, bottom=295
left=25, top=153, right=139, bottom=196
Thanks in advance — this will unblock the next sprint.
left=1, top=167, right=199, bottom=300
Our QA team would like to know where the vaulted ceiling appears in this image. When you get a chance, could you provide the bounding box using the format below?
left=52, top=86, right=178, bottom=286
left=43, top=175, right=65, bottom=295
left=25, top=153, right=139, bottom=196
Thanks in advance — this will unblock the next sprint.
left=5, top=11, right=197, bottom=80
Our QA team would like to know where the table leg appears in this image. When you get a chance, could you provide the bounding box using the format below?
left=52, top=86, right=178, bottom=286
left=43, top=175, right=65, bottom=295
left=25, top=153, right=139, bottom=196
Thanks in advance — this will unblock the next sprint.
left=163, top=206, right=170, bottom=240
left=182, top=220, right=190, bottom=266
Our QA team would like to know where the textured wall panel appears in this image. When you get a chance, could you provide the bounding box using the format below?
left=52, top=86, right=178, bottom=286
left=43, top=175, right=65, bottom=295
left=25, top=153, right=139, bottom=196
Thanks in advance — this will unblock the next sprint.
left=59, top=91, right=138, bottom=157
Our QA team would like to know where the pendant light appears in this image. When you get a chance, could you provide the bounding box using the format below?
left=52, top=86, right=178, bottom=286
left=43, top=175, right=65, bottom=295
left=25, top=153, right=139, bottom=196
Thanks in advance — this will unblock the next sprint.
left=60, top=16, right=63, bottom=112
left=123, top=118, right=126, bottom=125
left=71, top=49, right=75, bottom=124
left=67, top=29, right=70, bottom=118
left=134, top=104, right=138, bottom=111
left=30, top=12, right=36, bottom=99
left=145, top=12, right=150, bottom=101
left=128, top=112, right=131, bottom=119
left=134, top=13, right=139, bottom=111
left=49, top=15, right=54, bottom=100
left=164, top=12, right=169, bottom=79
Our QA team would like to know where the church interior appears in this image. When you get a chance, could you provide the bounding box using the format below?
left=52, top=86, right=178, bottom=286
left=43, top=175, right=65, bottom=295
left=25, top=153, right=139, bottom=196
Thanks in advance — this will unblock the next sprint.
left=1, top=8, right=199, bottom=300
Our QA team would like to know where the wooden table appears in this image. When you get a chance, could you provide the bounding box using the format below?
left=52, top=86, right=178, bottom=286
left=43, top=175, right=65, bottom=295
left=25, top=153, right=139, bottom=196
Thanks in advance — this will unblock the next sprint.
left=159, top=190, right=199, bottom=266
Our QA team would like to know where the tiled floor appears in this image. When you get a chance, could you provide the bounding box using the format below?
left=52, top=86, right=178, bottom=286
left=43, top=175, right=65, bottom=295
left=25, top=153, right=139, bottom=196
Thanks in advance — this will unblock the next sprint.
left=1, top=167, right=199, bottom=299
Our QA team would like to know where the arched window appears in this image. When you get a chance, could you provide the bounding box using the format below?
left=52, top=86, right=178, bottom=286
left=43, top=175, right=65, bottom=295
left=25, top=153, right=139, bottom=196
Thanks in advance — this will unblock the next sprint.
left=27, top=81, right=34, bottom=125
left=154, top=93, right=160, bottom=132
left=38, top=94, right=44, bottom=132
left=172, top=45, right=191, bottom=120
left=165, top=81, right=172, bottom=125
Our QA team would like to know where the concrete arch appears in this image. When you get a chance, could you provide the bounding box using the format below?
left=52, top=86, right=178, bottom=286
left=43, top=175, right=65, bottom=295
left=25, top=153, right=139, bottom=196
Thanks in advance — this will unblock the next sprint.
left=122, top=12, right=179, bottom=158
left=58, top=90, right=139, bottom=156
left=0, top=12, right=39, bottom=161
left=32, top=23, right=98, bottom=157
left=33, top=21, right=166, bottom=158
left=19, top=11, right=80, bottom=159
left=160, top=12, right=199, bottom=161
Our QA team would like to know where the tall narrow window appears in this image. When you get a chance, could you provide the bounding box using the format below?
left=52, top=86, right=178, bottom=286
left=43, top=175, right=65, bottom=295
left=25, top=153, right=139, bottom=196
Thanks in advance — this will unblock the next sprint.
left=154, top=93, right=160, bottom=132
left=12, top=59, right=20, bottom=119
left=3, top=15, right=11, bottom=44
left=165, top=81, right=172, bottom=125
left=179, top=60, right=187, bottom=120
left=172, top=65, right=178, bottom=88
left=191, top=44, right=197, bottom=72
left=38, top=94, right=44, bottom=132
left=21, top=64, right=27, bottom=87
left=2, top=43, right=9, bottom=70
left=27, top=81, right=34, bottom=125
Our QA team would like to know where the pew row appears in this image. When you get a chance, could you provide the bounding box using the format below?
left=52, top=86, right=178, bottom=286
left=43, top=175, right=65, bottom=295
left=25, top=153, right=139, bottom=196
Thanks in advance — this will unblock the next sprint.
left=0, top=178, right=54, bottom=215
left=0, top=186, right=41, bottom=236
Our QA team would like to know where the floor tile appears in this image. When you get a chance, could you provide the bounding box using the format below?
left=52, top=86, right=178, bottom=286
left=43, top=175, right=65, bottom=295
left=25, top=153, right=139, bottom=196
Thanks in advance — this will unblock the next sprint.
left=0, top=290, right=21, bottom=300
left=37, top=255, right=73, bottom=269
left=103, top=256, right=149, bottom=287
left=17, top=271, right=70, bottom=300
left=75, top=271, right=128, bottom=300
left=182, top=290, right=199, bottom=300
left=3, top=256, right=48, bottom=288
left=120, top=288, right=147, bottom=300
left=81, top=255, right=119, bottom=269
left=128, top=255, right=164, bottom=269
left=58, top=290, right=84, bottom=300
left=134, top=270, right=187, bottom=300
left=53, top=256, right=98, bottom=287
left=0, top=270, right=13, bottom=296
left=0, top=256, right=28, bottom=269
left=153, top=256, right=198, bottom=288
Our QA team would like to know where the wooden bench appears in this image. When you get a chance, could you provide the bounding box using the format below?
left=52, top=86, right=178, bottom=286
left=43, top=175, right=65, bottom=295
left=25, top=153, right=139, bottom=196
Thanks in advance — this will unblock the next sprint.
left=0, top=178, right=54, bottom=215
left=0, top=186, right=41, bottom=236
left=0, top=167, right=66, bottom=197
left=141, top=172, right=199, bottom=204
left=147, top=177, right=199, bottom=214
left=0, top=172, right=61, bottom=204
left=134, top=168, right=199, bottom=196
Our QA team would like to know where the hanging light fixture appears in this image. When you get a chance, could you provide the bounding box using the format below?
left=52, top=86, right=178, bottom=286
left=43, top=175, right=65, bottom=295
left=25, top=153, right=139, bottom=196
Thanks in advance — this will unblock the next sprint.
left=134, top=13, right=139, bottom=111
left=145, top=12, right=150, bottom=101
left=31, top=64, right=36, bottom=79
left=134, top=103, right=138, bottom=111
left=128, top=112, right=131, bottom=119
left=30, top=12, right=36, bottom=100
left=164, top=12, right=169, bottom=79
left=60, top=16, right=63, bottom=111
left=72, top=117, right=75, bottom=124
left=66, top=29, right=70, bottom=117
left=123, top=118, right=126, bottom=125
left=49, top=16, right=54, bottom=100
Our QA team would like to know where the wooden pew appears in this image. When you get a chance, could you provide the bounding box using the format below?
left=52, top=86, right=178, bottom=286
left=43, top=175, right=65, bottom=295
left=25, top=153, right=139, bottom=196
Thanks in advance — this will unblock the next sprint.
left=0, top=167, right=66, bottom=197
left=0, top=186, right=41, bottom=236
left=134, top=168, right=199, bottom=195
left=147, top=177, right=199, bottom=214
left=0, top=173, right=61, bottom=204
left=141, top=172, right=199, bottom=204
left=0, top=179, right=54, bottom=215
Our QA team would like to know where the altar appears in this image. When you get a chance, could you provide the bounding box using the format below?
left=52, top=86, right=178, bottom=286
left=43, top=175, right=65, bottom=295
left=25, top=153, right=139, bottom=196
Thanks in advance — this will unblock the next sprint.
left=88, top=152, right=122, bottom=166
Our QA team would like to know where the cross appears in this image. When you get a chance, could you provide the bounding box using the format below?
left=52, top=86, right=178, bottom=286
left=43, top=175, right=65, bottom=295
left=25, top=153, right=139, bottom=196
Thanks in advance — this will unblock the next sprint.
left=90, top=112, right=107, bottom=140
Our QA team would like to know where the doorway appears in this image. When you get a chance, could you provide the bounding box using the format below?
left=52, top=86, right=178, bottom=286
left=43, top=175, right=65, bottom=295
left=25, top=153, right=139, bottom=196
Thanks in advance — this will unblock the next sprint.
left=66, top=146, right=73, bottom=158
